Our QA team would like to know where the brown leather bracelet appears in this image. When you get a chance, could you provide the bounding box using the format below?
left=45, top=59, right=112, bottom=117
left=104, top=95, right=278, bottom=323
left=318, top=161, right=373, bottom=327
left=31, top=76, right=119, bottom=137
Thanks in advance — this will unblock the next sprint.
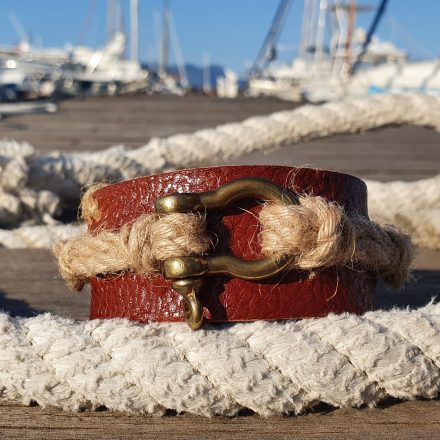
left=88, top=165, right=375, bottom=324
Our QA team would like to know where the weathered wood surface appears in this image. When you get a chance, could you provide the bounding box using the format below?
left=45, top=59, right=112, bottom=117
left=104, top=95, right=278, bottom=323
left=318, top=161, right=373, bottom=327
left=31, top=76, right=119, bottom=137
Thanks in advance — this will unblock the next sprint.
left=0, top=94, right=440, bottom=439
left=0, top=95, right=295, bottom=151
left=229, top=125, right=440, bottom=181
left=1, top=400, right=440, bottom=440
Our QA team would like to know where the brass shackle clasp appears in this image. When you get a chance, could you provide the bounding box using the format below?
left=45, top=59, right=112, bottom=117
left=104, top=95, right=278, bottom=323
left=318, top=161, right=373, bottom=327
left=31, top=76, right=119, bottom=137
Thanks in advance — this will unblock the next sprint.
left=154, top=177, right=298, bottom=329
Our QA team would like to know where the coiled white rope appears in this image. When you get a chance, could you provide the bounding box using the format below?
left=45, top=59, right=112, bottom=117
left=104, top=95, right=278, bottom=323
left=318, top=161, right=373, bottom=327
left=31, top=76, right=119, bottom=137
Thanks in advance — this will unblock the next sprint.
left=366, top=175, right=440, bottom=250
left=1, top=302, right=440, bottom=416
left=0, top=224, right=82, bottom=249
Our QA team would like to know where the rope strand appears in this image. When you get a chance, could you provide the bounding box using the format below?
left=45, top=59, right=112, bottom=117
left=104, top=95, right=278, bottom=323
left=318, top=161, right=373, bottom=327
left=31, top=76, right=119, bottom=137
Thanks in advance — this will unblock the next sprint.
left=1, top=303, right=439, bottom=415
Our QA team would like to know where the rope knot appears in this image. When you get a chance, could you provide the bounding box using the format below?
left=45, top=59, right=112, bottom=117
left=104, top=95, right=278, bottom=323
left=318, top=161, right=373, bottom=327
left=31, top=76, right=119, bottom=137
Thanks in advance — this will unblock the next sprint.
left=125, top=213, right=211, bottom=274
left=259, top=196, right=356, bottom=270
left=259, top=196, right=414, bottom=287
left=53, top=212, right=211, bottom=291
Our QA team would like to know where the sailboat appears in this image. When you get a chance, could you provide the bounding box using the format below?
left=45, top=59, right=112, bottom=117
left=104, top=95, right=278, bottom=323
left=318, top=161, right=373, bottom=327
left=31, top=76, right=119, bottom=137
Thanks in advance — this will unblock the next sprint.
left=246, top=0, right=437, bottom=103
left=0, top=12, right=66, bottom=101
left=149, top=0, right=188, bottom=96
left=0, top=1, right=151, bottom=100
left=64, top=0, right=149, bottom=95
left=66, top=32, right=148, bottom=94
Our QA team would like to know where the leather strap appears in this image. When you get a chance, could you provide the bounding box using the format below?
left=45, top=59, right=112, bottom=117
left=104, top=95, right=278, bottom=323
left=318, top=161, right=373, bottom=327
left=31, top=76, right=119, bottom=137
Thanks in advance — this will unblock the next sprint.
left=88, top=165, right=376, bottom=323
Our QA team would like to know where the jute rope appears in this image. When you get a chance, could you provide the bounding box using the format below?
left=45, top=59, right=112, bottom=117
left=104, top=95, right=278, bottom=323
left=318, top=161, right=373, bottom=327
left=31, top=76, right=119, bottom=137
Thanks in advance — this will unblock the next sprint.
left=1, top=302, right=440, bottom=415
left=55, top=213, right=210, bottom=291
left=260, top=199, right=414, bottom=288
left=54, top=187, right=414, bottom=291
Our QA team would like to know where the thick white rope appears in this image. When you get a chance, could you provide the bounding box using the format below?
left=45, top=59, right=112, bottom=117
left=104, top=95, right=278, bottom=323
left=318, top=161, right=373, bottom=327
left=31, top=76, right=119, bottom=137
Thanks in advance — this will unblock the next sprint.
left=366, top=175, right=440, bottom=250
left=1, top=302, right=440, bottom=415
left=0, top=94, right=438, bottom=225
left=0, top=224, right=82, bottom=249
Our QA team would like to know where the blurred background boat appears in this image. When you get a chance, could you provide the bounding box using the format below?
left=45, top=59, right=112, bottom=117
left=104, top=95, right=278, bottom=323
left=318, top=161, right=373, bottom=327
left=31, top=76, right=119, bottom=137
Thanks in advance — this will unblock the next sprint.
left=246, top=0, right=440, bottom=103
left=0, top=0, right=192, bottom=107
left=1, top=0, right=439, bottom=109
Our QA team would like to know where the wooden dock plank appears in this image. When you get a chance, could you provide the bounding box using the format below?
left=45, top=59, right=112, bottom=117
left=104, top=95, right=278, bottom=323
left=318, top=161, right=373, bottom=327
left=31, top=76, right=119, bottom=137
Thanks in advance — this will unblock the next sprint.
left=0, top=95, right=296, bottom=151
left=227, top=125, right=440, bottom=181
left=1, top=400, right=440, bottom=440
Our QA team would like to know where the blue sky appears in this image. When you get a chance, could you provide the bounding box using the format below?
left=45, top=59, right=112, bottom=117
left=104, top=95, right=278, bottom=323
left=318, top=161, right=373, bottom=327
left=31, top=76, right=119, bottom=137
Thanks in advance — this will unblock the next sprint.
left=0, top=1, right=438, bottom=74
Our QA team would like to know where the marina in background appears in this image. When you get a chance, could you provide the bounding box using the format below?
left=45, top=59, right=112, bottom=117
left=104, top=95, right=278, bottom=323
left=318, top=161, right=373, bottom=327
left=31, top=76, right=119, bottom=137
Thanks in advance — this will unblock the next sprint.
left=247, top=0, right=440, bottom=102
left=1, top=0, right=439, bottom=114
left=0, top=0, right=191, bottom=108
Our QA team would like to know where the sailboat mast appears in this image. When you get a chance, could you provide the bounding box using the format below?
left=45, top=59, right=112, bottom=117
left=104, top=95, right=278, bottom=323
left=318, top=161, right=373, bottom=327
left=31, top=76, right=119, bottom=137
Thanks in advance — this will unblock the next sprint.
left=130, top=0, right=139, bottom=62
left=308, top=0, right=319, bottom=57
left=249, top=0, right=293, bottom=77
left=314, top=0, right=328, bottom=63
left=159, top=0, right=170, bottom=74
left=351, top=0, right=389, bottom=74
left=169, top=9, right=189, bottom=88
left=107, top=0, right=116, bottom=42
left=343, top=0, right=356, bottom=75
left=299, top=0, right=312, bottom=58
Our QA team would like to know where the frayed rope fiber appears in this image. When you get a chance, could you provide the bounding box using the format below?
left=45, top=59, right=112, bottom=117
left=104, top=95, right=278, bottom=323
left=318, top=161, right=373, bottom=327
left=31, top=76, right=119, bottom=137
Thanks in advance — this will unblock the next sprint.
left=54, top=192, right=414, bottom=292
left=1, top=303, right=440, bottom=416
